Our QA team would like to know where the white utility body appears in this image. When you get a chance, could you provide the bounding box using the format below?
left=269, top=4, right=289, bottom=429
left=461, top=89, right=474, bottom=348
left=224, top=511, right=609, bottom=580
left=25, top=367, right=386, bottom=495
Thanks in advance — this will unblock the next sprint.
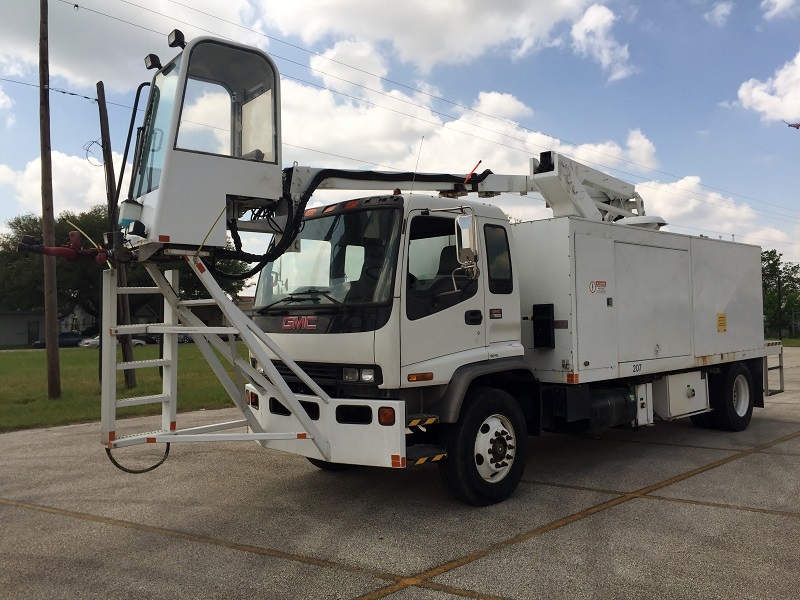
left=99, top=33, right=782, bottom=505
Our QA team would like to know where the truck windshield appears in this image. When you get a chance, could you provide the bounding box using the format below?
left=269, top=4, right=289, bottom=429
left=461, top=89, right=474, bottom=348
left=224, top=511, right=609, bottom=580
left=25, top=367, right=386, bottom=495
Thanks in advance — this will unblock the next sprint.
left=254, top=207, right=402, bottom=311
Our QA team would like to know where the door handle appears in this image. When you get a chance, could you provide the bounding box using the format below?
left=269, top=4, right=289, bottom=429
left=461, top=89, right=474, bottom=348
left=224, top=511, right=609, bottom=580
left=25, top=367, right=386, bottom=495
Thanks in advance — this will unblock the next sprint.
left=465, top=310, right=483, bottom=325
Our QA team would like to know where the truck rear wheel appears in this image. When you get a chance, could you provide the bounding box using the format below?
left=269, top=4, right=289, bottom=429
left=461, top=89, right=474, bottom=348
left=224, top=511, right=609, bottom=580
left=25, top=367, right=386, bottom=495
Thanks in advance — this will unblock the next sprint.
left=439, top=387, right=527, bottom=506
left=711, top=363, right=754, bottom=432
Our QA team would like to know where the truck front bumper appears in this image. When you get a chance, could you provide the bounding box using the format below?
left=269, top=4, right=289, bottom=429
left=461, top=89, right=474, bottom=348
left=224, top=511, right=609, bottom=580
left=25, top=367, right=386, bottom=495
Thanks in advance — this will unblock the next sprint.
left=244, top=383, right=408, bottom=468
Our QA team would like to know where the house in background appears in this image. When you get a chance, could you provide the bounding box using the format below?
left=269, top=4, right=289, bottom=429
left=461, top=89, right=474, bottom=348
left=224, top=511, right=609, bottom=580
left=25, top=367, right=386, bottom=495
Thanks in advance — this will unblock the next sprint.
left=1, top=297, right=255, bottom=347
left=0, top=311, right=46, bottom=346
left=62, top=305, right=98, bottom=335
left=0, top=306, right=98, bottom=347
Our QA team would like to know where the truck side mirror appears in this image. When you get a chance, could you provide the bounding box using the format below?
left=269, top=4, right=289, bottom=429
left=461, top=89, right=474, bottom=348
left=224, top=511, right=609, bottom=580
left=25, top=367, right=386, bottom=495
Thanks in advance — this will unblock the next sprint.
left=455, top=214, right=477, bottom=265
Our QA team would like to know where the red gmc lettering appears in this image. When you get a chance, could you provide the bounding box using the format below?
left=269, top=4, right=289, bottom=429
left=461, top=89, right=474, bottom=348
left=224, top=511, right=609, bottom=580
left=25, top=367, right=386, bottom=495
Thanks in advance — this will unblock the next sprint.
left=282, top=316, right=317, bottom=330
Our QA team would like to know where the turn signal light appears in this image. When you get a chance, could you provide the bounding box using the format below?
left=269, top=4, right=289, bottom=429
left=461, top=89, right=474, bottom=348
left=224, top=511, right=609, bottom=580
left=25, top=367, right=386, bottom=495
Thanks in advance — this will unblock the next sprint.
left=378, top=407, right=395, bottom=426
left=407, top=372, right=433, bottom=382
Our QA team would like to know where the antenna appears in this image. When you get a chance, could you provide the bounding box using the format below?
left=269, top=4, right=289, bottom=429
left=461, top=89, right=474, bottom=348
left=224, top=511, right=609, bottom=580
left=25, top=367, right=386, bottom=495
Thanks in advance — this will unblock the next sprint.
left=408, top=136, right=425, bottom=197
left=464, top=160, right=482, bottom=184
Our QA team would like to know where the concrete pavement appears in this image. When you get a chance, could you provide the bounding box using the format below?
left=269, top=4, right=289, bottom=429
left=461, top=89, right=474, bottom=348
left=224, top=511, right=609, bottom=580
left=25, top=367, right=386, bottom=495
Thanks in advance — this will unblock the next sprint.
left=1, top=350, right=798, bottom=599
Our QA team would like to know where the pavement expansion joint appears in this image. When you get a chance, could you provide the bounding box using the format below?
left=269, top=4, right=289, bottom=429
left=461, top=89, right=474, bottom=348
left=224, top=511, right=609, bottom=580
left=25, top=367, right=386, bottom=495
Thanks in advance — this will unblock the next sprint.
left=592, top=435, right=743, bottom=453
left=361, top=427, right=800, bottom=599
left=0, top=496, right=401, bottom=583
left=643, top=494, right=800, bottom=519
left=520, top=478, right=626, bottom=496
left=4, top=427, right=798, bottom=600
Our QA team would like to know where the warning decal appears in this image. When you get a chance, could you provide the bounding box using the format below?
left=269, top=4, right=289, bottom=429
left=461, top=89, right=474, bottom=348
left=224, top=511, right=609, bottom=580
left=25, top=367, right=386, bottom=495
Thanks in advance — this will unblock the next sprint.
left=589, top=280, right=607, bottom=294
left=717, top=313, right=727, bottom=333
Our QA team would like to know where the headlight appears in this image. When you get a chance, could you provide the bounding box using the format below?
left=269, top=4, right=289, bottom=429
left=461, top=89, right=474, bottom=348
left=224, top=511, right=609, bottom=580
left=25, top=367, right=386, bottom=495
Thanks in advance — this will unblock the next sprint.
left=342, top=367, right=377, bottom=383
left=342, top=367, right=359, bottom=382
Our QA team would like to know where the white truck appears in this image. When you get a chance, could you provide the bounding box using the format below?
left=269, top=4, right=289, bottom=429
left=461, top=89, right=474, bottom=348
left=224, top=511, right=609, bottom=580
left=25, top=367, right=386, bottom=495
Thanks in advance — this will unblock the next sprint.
left=98, top=32, right=782, bottom=505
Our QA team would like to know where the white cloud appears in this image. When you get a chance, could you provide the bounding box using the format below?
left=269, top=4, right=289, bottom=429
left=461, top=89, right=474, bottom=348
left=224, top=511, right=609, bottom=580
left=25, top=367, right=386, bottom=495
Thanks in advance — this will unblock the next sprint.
left=471, top=92, right=533, bottom=121
left=738, top=49, right=800, bottom=121
left=309, top=40, right=389, bottom=95
left=570, top=4, right=634, bottom=82
left=0, top=86, right=13, bottom=110
left=760, top=0, right=798, bottom=20
left=625, top=129, right=658, bottom=170
left=1, top=151, right=129, bottom=218
left=639, top=176, right=791, bottom=253
left=258, top=0, right=598, bottom=72
left=0, top=86, right=15, bottom=128
left=0, top=1, right=262, bottom=92
left=704, top=2, right=734, bottom=27
left=0, top=1, right=637, bottom=98
left=276, top=69, right=660, bottom=230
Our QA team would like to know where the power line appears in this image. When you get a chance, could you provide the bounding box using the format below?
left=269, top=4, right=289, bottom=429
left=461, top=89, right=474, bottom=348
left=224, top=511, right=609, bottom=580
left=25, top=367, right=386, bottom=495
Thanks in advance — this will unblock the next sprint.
left=0, top=76, right=131, bottom=110
left=154, top=0, right=794, bottom=213
left=63, top=0, right=796, bottom=220
left=8, top=1, right=792, bottom=247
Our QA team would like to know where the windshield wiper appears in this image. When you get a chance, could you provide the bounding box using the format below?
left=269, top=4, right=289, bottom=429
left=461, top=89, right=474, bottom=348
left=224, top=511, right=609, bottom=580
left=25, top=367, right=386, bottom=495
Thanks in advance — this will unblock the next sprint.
left=257, top=289, right=342, bottom=313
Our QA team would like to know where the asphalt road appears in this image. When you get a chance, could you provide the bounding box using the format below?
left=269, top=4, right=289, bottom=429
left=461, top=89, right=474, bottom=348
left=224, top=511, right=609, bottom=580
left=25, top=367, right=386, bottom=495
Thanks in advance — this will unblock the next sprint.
left=1, top=350, right=798, bottom=599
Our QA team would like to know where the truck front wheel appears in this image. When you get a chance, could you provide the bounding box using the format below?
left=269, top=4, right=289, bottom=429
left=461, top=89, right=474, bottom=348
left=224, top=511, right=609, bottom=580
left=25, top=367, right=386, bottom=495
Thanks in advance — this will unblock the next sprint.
left=712, top=363, right=754, bottom=432
left=439, top=387, right=527, bottom=506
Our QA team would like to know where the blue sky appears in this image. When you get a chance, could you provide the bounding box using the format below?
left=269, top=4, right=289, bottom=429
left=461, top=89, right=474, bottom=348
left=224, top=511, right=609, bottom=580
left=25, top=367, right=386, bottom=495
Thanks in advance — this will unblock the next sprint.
left=1, top=0, right=799, bottom=260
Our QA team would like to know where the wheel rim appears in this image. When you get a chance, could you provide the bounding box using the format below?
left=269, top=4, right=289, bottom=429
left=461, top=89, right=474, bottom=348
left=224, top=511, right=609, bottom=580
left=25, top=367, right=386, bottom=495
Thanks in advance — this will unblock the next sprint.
left=473, top=413, right=516, bottom=483
left=732, top=373, right=750, bottom=417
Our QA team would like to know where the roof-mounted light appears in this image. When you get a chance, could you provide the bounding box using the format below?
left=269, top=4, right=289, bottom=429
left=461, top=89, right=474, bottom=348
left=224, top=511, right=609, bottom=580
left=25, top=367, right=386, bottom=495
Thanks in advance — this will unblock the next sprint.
left=144, top=54, right=162, bottom=70
left=168, top=29, right=186, bottom=49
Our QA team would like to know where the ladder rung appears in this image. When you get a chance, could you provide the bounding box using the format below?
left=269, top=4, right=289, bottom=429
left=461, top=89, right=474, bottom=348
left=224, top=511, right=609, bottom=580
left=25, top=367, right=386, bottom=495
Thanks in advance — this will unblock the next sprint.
left=117, top=359, right=171, bottom=371
left=146, top=432, right=312, bottom=443
left=110, top=429, right=169, bottom=448
left=112, top=324, right=238, bottom=335
left=116, top=393, right=171, bottom=408
left=117, top=286, right=161, bottom=295
left=176, top=420, right=249, bottom=434
left=178, top=299, right=218, bottom=307
left=147, top=325, right=238, bottom=335
left=113, top=324, right=149, bottom=335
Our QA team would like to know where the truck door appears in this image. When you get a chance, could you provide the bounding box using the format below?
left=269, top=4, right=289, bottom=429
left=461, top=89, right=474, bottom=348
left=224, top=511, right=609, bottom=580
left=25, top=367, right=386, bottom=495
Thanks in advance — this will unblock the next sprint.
left=400, top=211, right=487, bottom=371
left=482, top=221, right=520, bottom=350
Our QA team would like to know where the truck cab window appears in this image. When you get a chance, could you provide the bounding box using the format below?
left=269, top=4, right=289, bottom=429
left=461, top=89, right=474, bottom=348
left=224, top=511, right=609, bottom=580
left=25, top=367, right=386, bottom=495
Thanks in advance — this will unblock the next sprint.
left=484, top=224, right=513, bottom=294
left=175, top=41, right=277, bottom=162
left=406, top=215, right=478, bottom=321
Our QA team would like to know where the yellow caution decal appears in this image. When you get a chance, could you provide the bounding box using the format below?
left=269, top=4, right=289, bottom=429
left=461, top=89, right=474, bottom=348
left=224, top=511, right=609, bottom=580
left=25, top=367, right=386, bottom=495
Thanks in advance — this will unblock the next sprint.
left=412, top=453, right=447, bottom=466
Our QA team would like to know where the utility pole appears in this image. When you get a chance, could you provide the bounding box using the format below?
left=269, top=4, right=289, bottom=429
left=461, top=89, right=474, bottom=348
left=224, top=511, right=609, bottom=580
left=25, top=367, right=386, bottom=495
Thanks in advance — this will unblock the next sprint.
left=777, top=272, right=783, bottom=341
left=40, top=0, right=61, bottom=398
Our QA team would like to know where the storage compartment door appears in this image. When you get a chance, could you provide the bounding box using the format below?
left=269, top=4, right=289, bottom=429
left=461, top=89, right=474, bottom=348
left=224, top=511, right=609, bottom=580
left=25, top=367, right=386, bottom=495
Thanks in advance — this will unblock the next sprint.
left=615, top=243, right=693, bottom=362
left=575, top=234, right=617, bottom=371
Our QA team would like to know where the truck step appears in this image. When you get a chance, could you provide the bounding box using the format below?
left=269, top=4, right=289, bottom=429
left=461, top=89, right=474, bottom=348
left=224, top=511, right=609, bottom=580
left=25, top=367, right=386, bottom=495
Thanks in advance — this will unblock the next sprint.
left=406, top=444, right=447, bottom=466
left=406, top=413, right=439, bottom=428
left=116, top=393, right=171, bottom=408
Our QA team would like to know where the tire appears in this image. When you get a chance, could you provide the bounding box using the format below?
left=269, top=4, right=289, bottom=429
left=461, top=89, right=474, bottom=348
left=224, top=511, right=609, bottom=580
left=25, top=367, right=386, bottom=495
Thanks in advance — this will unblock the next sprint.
left=690, top=412, right=717, bottom=429
left=306, top=457, right=354, bottom=472
left=438, top=387, right=527, bottom=506
left=711, top=363, right=754, bottom=432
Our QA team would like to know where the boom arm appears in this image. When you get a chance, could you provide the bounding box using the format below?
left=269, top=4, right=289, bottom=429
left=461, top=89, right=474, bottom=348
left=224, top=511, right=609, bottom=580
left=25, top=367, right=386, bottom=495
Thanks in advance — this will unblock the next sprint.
left=238, top=151, right=664, bottom=234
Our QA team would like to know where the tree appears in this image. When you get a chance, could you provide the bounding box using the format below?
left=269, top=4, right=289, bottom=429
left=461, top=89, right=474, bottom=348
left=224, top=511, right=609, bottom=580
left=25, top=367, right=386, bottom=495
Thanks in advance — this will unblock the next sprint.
left=762, top=249, right=800, bottom=339
left=0, top=205, right=251, bottom=319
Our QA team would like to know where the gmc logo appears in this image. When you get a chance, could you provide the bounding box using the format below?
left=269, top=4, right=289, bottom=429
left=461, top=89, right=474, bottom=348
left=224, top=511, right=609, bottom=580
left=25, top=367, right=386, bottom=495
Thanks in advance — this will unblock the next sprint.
left=282, top=316, right=317, bottom=330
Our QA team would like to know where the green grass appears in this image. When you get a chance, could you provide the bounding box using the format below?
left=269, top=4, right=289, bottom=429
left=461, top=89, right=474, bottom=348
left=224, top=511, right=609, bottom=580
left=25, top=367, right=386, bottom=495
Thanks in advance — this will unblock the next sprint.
left=0, top=345, right=247, bottom=433
left=778, top=338, right=800, bottom=347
